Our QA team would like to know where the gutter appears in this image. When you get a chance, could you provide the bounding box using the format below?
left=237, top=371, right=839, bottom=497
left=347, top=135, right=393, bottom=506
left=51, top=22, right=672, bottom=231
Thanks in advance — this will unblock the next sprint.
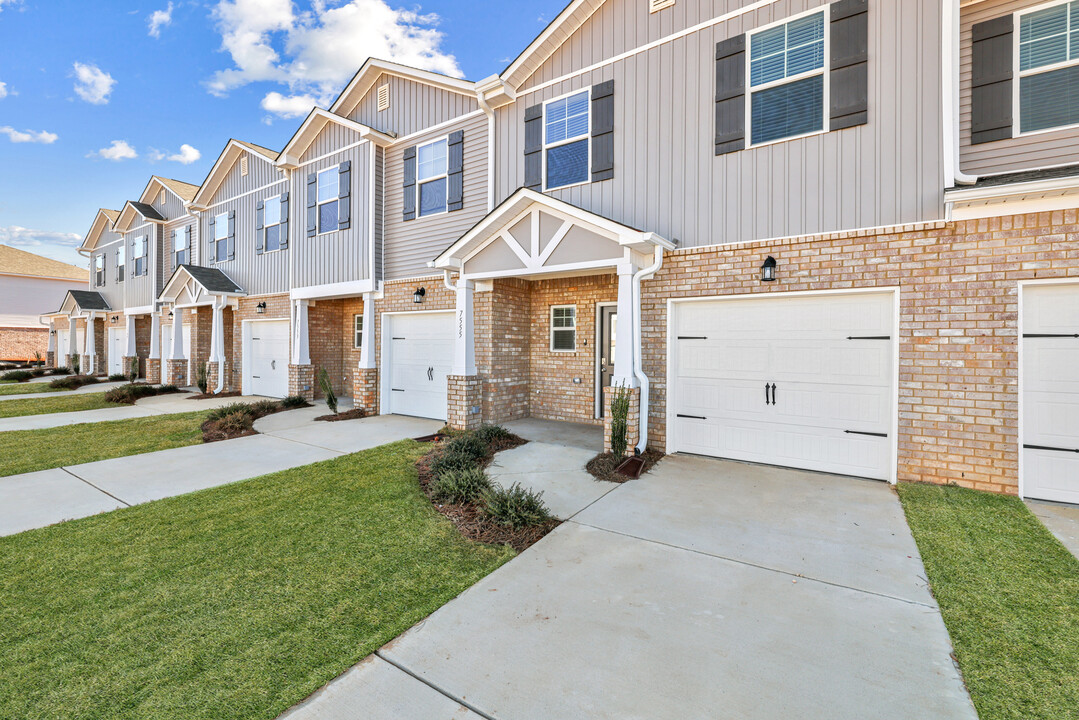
left=476, top=91, right=496, bottom=212
left=631, top=246, right=664, bottom=455
left=943, top=0, right=979, bottom=187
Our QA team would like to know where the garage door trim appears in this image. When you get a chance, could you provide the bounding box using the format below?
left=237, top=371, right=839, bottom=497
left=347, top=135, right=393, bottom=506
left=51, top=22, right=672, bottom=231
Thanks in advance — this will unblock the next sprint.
left=666, top=287, right=900, bottom=484
left=242, top=318, right=291, bottom=398
left=380, top=310, right=455, bottom=421
left=1018, top=278, right=1079, bottom=501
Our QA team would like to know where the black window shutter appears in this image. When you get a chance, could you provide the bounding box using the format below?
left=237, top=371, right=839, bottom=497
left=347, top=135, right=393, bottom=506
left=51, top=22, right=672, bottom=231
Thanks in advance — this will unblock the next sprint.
left=227, top=209, right=236, bottom=261
left=185, top=225, right=193, bottom=265
left=524, top=104, right=543, bottom=190
left=306, top=173, right=318, bottom=237
left=830, top=0, right=869, bottom=131
left=208, top=214, right=216, bottom=263
left=403, top=146, right=417, bottom=221
left=255, top=200, right=265, bottom=255
left=279, top=191, right=289, bottom=249
left=591, top=80, right=615, bottom=181
left=715, top=34, right=747, bottom=155
left=338, top=160, right=351, bottom=230
left=972, top=15, right=1014, bottom=144
left=447, top=130, right=464, bottom=211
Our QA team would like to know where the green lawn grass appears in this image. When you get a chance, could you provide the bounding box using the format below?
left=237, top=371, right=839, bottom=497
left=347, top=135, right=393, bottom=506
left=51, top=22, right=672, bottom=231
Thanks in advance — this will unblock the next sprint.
left=0, top=411, right=208, bottom=477
left=0, top=441, right=514, bottom=720
left=0, top=392, right=115, bottom=418
left=898, top=483, right=1079, bottom=720
left=0, top=382, right=64, bottom=396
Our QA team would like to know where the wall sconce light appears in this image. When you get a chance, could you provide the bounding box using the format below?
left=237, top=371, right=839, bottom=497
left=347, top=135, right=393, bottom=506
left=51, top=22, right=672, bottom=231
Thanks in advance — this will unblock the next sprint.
left=168, top=310, right=174, bottom=319
left=760, top=256, right=777, bottom=283
left=110, top=316, right=117, bottom=324
left=413, top=287, right=426, bottom=304
left=255, top=302, right=267, bottom=314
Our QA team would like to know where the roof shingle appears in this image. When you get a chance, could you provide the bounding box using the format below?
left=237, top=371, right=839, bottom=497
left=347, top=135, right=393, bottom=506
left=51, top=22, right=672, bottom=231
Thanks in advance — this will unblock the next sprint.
left=0, top=245, right=88, bottom=281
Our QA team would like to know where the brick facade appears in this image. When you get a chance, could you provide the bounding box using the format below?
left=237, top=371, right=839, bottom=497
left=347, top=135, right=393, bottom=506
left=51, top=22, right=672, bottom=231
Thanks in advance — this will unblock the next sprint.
left=166, top=359, right=189, bottom=387
left=0, top=327, right=48, bottom=363
left=448, top=375, right=484, bottom=430
left=353, top=368, right=378, bottom=413
left=229, top=295, right=289, bottom=393
left=288, top=364, right=314, bottom=400
left=146, top=359, right=161, bottom=383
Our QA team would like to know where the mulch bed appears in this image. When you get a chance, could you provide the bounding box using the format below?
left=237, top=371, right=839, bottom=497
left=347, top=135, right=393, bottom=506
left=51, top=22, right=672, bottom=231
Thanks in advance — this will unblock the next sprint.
left=187, top=391, right=242, bottom=401
left=586, top=449, right=665, bottom=483
left=201, top=400, right=312, bottom=443
left=416, top=433, right=559, bottom=552
left=315, top=408, right=369, bottom=422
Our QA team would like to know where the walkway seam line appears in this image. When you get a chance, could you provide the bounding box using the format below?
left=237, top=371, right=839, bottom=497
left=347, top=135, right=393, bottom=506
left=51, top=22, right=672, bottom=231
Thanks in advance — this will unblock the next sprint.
left=258, top=433, right=349, bottom=454
left=60, top=467, right=132, bottom=508
left=374, top=651, right=501, bottom=720
left=569, top=520, right=938, bottom=610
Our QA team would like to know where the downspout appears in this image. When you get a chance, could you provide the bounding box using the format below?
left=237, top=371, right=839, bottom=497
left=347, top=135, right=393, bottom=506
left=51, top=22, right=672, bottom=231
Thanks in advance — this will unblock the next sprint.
left=213, top=299, right=226, bottom=395
left=443, top=269, right=457, bottom=292
left=944, top=0, right=979, bottom=187
left=631, top=246, right=664, bottom=455
left=476, top=91, right=496, bottom=212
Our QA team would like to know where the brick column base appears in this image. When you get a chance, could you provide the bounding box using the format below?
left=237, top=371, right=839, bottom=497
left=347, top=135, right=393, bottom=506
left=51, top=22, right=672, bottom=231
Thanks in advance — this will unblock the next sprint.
left=448, top=375, right=483, bottom=431
left=122, top=356, right=139, bottom=380
left=353, top=368, right=379, bottom=414
left=289, top=364, right=314, bottom=400
left=166, top=359, right=188, bottom=387
left=46, top=351, right=55, bottom=368
left=603, top=386, right=641, bottom=457
left=146, top=359, right=162, bottom=384
left=206, top=361, right=229, bottom=393
left=80, top=355, right=92, bottom=376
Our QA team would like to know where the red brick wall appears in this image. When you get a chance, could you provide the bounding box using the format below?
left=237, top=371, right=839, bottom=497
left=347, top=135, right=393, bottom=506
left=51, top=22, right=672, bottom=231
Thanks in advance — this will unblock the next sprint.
left=0, top=327, right=47, bottom=362
left=476, top=279, right=530, bottom=423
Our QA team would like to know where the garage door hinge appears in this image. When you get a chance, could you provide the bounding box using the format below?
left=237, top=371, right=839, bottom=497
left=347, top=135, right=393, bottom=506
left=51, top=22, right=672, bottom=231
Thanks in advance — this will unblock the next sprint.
left=392, top=336, right=406, bottom=340
left=846, top=336, right=891, bottom=340
left=677, top=336, right=708, bottom=340
left=1023, top=333, right=1079, bottom=339
left=845, top=430, right=888, bottom=438
left=391, top=388, right=405, bottom=392
left=1024, top=444, right=1079, bottom=454
left=677, top=414, right=707, bottom=420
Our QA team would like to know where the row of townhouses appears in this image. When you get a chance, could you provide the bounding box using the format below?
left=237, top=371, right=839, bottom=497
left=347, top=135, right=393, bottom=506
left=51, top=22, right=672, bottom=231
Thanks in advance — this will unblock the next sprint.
left=43, top=0, right=1079, bottom=504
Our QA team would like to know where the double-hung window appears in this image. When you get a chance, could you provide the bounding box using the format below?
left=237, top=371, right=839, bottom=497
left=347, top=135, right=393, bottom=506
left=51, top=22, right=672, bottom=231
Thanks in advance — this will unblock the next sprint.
left=94, top=255, right=104, bottom=286
left=133, top=236, right=147, bottom=277
left=264, top=196, right=283, bottom=252
left=550, top=305, right=577, bottom=351
left=417, top=138, right=448, bottom=216
left=1018, top=1, right=1079, bottom=134
left=354, top=314, right=363, bottom=349
left=544, top=90, right=590, bottom=189
left=214, top=212, right=228, bottom=262
left=317, top=168, right=339, bottom=233
left=173, top=227, right=188, bottom=266
left=117, top=247, right=125, bottom=283
left=748, top=11, right=826, bottom=146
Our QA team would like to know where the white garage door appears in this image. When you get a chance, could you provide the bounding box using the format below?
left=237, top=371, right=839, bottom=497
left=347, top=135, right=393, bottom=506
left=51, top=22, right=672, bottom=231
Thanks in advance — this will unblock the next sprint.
left=1023, top=284, right=1079, bottom=504
left=385, top=312, right=453, bottom=421
left=671, top=291, right=895, bottom=481
left=244, top=320, right=290, bottom=398
left=108, top=328, right=126, bottom=376
left=160, top=324, right=192, bottom=385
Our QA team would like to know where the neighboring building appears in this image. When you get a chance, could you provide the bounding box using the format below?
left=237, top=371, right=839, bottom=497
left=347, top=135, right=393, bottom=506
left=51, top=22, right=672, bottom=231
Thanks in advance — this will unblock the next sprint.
left=45, top=0, right=1079, bottom=506
left=0, top=245, right=86, bottom=362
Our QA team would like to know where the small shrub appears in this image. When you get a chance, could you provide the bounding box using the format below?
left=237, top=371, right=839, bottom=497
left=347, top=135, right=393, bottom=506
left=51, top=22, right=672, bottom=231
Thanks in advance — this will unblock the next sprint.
left=33, top=351, right=42, bottom=366
left=430, top=467, right=492, bottom=504
left=104, top=383, right=159, bottom=404
left=475, top=424, right=513, bottom=446
left=196, top=362, right=208, bottom=394
left=215, top=410, right=253, bottom=436
left=317, top=368, right=337, bottom=415
left=444, top=433, right=487, bottom=462
left=1, top=370, right=33, bottom=382
left=251, top=399, right=280, bottom=416
left=609, top=382, right=632, bottom=459
left=281, top=395, right=308, bottom=409
left=30, top=368, right=47, bottom=377
left=70, top=355, right=80, bottom=375
left=481, top=483, right=552, bottom=529
left=108, top=374, right=126, bottom=381
left=158, top=384, right=180, bottom=394
left=128, top=357, right=139, bottom=382
left=429, top=446, right=479, bottom=477
left=206, top=402, right=255, bottom=423
left=48, top=375, right=100, bottom=390
left=51, top=367, right=71, bottom=376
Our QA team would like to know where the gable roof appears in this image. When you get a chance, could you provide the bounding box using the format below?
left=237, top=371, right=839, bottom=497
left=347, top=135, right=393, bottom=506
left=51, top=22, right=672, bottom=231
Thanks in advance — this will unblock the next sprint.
left=159, top=264, right=245, bottom=305
left=80, top=208, right=122, bottom=253
left=277, top=108, right=396, bottom=169
left=58, top=289, right=111, bottom=314
left=501, top=0, right=606, bottom=90
left=330, top=58, right=478, bottom=119
left=115, top=201, right=167, bottom=233
left=0, top=245, right=88, bottom=282
left=191, top=138, right=283, bottom=210
left=138, top=175, right=199, bottom=206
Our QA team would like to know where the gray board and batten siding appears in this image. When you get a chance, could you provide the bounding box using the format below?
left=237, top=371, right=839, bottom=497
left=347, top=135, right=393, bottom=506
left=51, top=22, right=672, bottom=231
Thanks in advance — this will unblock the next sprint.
left=347, top=72, right=479, bottom=138
left=89, top=225, right=124, bottom=312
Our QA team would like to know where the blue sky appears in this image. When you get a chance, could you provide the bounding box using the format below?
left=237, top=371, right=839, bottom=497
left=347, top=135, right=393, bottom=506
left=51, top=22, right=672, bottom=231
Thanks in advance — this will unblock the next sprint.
left=0, top=0, right=567, bottom=267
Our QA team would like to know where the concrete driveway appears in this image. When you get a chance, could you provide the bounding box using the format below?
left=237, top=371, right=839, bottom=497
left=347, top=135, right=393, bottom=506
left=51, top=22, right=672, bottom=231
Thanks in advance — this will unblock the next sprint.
left=283, top=455, right=976, bottom=720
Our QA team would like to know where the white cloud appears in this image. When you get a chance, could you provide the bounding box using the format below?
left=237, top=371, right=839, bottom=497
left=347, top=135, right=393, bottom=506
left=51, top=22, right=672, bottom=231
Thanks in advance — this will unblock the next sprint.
left=0, top=226, right=86, bottom=267
left=167, top=144, right=201, bottom=164
left=0, top=82, right=7, bottom=100
left=88, top=140, right=137, bottom=161
left=0, top=0, right=23, bottom=11
left=207, top=0, right=462, bottom=117
left=147, top=2, right=174, bottom=38
left=72, top=63, right=116, bottom=105
left=0, top=126, right=58, bottom=144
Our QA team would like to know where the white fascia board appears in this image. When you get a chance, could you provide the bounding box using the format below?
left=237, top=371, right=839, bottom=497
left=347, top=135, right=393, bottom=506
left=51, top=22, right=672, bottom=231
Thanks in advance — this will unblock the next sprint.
left=290, top=279, right=376, bottom=301
left=331, top=59, right=478, bottom=117
left=945, top=175, right=1079, bottom=203
left=124, top=305, right=156, bottom=316
left=277, top=110, right=396, bottom=167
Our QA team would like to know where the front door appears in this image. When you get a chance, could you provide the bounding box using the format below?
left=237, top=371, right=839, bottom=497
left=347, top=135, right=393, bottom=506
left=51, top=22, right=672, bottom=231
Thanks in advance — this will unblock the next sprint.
left=598, top=305, right=617, bottom=418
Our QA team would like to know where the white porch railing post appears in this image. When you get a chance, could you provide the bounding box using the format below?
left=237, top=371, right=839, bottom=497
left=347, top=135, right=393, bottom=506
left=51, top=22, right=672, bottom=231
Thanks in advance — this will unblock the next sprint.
left=359, top=292, right=376, bottom=369
left=149, top=312, right=161, bottom=360
left=84, top=314, right=96, bottom=374
left=612, top=262, right=639, bottom=388
left=453, top=279, right=476, bottom=376
left=125, top=314, right=137, bottom=358
left=291, top=300, right=311, bottom=366
left=170, top=310, right=186, bottom=361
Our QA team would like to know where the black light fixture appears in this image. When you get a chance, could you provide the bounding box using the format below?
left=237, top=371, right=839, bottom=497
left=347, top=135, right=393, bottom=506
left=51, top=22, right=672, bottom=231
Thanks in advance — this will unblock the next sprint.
left=413, top=287, right=426, bottom=304
left=110, top=316, right=117, bottom=324
left=255, top=301, right=267, bottom=314
left=760, top=256, right=777, bottom=283
left=168, top=310, right=174, bottom=318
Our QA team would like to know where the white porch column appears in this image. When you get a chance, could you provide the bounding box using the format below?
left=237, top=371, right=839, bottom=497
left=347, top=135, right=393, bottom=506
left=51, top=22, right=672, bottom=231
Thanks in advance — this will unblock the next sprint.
left=84, top=314, right=96, bottom=374
left=125, top=314, right=137, bottom=357
left=68, top=317, right=78, bottom=360
left=209, top=302, right=225, bottom=363
left=453, top=279, right=476, bottom=376
left=47, top=321, right=56, bottom=353
left=170, top=310, right=186, bottom=360
left=149, top=312, right=161, bottom=360
left=358, top=292, right=376, bottom=369
left=291, top=300, right=311, bottom=366
left=612, top=262, right=638, bottom=388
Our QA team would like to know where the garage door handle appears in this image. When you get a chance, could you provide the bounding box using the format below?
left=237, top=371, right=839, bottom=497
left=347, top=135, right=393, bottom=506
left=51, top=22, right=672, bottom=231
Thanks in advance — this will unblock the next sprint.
left=271, top=360, right=276, bottom=370
left=846, top=430, right=888, bottom=438
left=765, top=383, right=771, bottom=405
left=427, top=366, right=434, bottom=381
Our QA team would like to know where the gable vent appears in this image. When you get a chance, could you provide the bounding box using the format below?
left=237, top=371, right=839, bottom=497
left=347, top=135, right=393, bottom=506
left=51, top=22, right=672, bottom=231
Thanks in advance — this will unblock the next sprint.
left=240, top=154, right=249, bottom=177
left=377, top=84, right=390, bottom=112
left=159, top=188, right=166, bottom=204
left=649, top=0, right=674, bottom=12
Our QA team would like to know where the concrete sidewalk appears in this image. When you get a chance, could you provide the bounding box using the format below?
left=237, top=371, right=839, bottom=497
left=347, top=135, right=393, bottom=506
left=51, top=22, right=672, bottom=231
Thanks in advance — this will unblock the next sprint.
left=1028, top=500, right=1079, bottom=560
left=0, top=412, right=441, bottom=537
left=0, top=380, right=129, bottom=402
left=0, top=392, right=268, bottom=432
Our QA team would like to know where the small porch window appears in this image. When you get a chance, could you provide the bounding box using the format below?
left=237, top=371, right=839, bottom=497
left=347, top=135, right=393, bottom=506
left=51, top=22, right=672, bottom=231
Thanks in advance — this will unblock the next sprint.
left=317, top=167, right=340, bottom=233
left=264, top=195, right=283, bottom=252
left=173, top=227, right=188, bottom=266
left=214, top=212, right=228, bottom=262
left=550, top=305, right=577, bottom=351
left=544, top=90, right=590, bottom=190
left=354, top=314, right=363, bottom=348
left=417, top=138, right=448, bottom=216
left=117, top=246, right=126, bottom=283
left=94, top=255, right=104, bottom=287
left=133, top=236, right=147, bottom=277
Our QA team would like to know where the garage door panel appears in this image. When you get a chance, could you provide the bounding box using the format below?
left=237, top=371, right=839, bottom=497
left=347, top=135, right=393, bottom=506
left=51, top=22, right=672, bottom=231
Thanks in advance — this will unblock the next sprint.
left=771, top=384, right=890, bottom=433
left=1025, top=450, right=1079, bottom=504
left=677, top=342, right=770, bottom=379
left=386, top=313, right=453, bottom=421
left=678, top=294, right=891, bottom=341
left=676, top=378, right=771, bottom=421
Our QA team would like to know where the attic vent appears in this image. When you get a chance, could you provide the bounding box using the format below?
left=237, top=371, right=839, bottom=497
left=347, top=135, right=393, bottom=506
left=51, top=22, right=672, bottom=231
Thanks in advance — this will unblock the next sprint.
left=159, top=188, right=166, bottom=204
left=377, top=84, right=390, bottom=112
left=649, top=0, right=674, bottom=11
left=241, top=154, right=249, bottom=177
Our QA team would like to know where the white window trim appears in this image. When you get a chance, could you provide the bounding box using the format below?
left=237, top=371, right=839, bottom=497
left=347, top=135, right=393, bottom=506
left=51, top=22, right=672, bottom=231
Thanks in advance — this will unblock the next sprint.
left=262, top=193, right=286, bottom=254
left=133, top=235, right=148, bottom=277
left=172, top=227, right=189, bottom=266
left=117, top=247, right=126, bottom=283
left=1013, top=0, right=1079, bottom=138
left=542, top=88, right=592, bottom=192
left=317, top=166, right=341, bottom=236
left=213, top=212, right=229, bottom=263
left=354, top=314, right=363, bottom=349
left=745, top=6, right=830, bottom=150
left=416, top=134, right=450, bottom=218
left=94, top=255, right=105, bottom=287
left=549, top=304, right=577, bottom=352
